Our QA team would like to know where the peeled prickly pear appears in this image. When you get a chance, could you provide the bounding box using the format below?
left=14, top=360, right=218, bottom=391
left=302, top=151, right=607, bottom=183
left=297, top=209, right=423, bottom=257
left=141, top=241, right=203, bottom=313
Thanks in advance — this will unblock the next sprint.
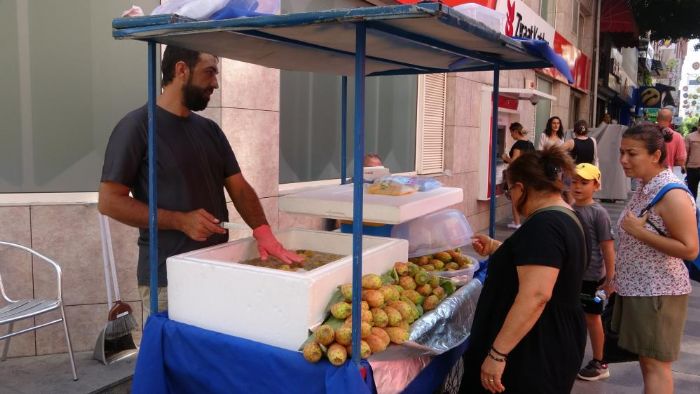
left=362, top=274, right=383, bottom=290
left=303, top=341, right=323, bottom=363
left=327, top=343, right=348, bottom=366
left=331, top=301, right=352, bottom=320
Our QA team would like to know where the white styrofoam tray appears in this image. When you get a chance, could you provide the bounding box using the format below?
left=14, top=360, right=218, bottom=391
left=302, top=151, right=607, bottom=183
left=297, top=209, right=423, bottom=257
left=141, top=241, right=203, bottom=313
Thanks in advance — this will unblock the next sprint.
left=279, top=184, right=463, bottom=224
left=167, top=229, right=408, bottom=351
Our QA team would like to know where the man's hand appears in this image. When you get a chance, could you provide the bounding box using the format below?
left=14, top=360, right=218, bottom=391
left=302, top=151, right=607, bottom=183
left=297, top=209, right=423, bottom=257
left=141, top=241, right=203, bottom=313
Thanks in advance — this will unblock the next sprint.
left=178, top=209, right=227, bottom=241
left=253, top=224, right=304, bottom=264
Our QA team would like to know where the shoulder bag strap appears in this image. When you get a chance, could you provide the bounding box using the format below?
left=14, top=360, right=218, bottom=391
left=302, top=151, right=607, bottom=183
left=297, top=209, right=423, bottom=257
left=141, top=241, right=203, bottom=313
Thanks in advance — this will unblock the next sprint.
left=529, top=205, right=589, bottom=270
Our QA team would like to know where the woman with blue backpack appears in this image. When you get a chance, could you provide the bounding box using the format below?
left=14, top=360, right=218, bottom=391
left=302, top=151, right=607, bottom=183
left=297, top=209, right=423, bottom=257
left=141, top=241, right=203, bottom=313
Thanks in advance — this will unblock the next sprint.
left=616, top=122, right=699, bottom=394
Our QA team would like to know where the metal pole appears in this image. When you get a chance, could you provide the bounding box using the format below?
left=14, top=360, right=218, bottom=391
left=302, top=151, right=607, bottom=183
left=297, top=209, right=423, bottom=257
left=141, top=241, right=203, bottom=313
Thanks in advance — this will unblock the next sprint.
left=591, top=0, right=601, bottom=127
left=350, top=23, right=366, bottom=366
left=341, top=76, right=348, bottom=184
left=489, top=65, right=500, bottom=239
left=147, top=42, right=159, bottom=315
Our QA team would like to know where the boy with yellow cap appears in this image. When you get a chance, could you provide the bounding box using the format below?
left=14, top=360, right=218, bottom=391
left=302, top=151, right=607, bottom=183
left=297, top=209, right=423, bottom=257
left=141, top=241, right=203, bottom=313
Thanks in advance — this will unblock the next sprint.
left=572, top=163, right=616, bottom=381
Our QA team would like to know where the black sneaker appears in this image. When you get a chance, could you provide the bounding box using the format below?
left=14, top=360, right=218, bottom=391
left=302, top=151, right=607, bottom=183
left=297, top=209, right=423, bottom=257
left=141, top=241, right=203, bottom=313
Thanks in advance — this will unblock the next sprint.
left=577, top=359, right=610, bottom=381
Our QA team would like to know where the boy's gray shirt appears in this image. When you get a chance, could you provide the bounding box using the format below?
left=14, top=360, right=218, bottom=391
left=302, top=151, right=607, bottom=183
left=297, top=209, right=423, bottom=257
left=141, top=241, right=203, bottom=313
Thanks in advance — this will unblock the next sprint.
left=573, top=202, right=614, bottom=281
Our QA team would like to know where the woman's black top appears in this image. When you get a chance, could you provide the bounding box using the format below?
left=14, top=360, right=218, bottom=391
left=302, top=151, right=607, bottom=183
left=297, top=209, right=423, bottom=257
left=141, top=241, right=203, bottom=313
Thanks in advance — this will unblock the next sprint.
left=508, top=140, right=535, bottom=160
left=570, top=137, right=595, bottom=164
left=460, top=210, right=587, bottom=394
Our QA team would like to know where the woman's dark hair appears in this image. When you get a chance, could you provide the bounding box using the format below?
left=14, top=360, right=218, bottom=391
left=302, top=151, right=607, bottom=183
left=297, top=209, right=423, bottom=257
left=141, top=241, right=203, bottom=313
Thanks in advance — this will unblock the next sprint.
left=544, top=116, right=564, bottom=139
left=622, top=122, right=672, bottom=165
left=509, top=122, right=523, bottom=134
left=161, top=46, right=203, bottom=86
left=505, top=145, right=575, bottom=213
left=573, top=120, right=588, bottom=136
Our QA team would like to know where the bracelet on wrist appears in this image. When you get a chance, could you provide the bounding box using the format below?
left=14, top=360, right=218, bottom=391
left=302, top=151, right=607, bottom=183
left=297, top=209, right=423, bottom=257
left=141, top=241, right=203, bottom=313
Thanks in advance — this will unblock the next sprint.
left=490, top=346, right=508, bottom=358
left=487, top=351, right=506, bottom=362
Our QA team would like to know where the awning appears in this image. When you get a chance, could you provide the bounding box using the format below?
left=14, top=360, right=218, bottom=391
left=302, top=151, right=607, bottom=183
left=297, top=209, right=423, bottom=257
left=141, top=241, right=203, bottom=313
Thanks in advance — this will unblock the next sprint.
left=112, top=3, right=573, bottom=82
left=600, top=0, right=639, bottom=47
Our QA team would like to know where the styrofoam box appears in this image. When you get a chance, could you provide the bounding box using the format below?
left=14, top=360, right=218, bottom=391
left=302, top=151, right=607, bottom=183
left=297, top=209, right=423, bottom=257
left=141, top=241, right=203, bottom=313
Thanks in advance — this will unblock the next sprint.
left=167, top=229, right=408, bottom=351
left=279, top=184, right=463, bottom=224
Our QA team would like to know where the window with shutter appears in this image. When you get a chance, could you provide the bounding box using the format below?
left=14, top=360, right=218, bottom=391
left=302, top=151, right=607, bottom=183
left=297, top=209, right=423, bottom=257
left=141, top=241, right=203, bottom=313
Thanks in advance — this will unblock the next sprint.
left=416, top=73, right=446, bottom=174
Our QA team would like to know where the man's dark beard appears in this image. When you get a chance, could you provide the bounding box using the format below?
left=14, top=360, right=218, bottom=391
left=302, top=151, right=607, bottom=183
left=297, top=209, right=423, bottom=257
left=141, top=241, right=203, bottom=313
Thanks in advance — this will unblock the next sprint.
left=182, top=78, right=211, bottom=111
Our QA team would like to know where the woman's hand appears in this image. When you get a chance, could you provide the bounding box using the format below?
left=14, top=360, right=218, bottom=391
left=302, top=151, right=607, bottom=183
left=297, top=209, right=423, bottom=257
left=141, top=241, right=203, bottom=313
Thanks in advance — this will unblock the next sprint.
left=472, top=234, right=497, bottom=256
left=599, top=277, right=615, bottom=296
left=480, top=356, right=506, bottom=393
left=620, top=211, right=649, bottom=239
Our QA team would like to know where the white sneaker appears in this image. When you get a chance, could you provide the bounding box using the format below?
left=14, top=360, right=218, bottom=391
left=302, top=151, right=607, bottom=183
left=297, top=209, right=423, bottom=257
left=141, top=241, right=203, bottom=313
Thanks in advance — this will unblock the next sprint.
left=507, top=222, right=521, bottom=229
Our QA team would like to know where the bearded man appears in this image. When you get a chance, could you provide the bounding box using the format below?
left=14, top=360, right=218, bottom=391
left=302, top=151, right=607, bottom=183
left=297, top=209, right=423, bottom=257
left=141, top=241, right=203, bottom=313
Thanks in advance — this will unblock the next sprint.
left=99, top=46, right=301, bottom=316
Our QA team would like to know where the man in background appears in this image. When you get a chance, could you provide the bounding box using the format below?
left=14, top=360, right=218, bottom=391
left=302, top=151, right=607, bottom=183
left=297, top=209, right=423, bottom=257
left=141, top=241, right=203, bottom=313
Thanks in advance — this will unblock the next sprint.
left=657, top=108, right=686, bottom=173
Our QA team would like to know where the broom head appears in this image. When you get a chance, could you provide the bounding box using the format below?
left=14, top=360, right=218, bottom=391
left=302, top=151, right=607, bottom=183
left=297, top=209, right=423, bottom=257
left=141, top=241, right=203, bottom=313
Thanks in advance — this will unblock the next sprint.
left=105, top=300, right=138, bottom=340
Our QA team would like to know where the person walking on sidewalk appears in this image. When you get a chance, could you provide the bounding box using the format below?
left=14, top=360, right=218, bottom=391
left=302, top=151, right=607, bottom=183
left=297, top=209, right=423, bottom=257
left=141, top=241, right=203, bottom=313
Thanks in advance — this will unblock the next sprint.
left=685, top=124, right=700, bottom=199
left=616, top=123, right=698, bottom=393
left=502, top=122, right=535, bottom=229
left=537, top=116, right=565, bottom=150
left=570, top=163, right=616, bottom=381
left=461, top=146, right=587, bottom=394
left=564, top=120, right=598, bottom=166
left=657, top=108, right=686, bottom=173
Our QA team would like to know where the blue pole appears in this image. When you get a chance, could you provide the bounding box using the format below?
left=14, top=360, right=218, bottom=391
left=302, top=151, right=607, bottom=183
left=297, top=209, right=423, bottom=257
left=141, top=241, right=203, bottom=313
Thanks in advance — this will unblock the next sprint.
left=341, top=76, right=348, bottom=185
left=350, top=23, right=366, bottom=366
left=489, top=65, right=500, bottom=239
left=147, top=42, right=159, bottom=315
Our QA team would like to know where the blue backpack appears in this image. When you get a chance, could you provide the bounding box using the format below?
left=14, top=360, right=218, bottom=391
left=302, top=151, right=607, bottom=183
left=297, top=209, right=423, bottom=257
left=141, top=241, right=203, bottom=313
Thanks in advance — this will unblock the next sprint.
left=642, top=183, right=700, bottom=283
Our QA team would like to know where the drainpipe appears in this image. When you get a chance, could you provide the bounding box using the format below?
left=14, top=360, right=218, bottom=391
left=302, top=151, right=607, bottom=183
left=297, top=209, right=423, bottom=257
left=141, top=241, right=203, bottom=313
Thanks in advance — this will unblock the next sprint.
left=591, top=0, right=601, bottom=126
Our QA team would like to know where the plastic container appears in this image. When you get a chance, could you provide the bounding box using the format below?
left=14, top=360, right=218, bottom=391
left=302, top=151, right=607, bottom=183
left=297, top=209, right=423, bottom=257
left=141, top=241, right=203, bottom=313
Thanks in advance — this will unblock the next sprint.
left=390, top=209, right=474, bottom=258
left=435, top=254, right=479, bottom=286
left=453, top=3, right=506, bottom=33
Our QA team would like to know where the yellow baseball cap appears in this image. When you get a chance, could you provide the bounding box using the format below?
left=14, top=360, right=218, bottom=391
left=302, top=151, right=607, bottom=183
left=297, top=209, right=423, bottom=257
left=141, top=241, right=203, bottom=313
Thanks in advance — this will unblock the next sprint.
left=575, top=163, right=601, bottom=182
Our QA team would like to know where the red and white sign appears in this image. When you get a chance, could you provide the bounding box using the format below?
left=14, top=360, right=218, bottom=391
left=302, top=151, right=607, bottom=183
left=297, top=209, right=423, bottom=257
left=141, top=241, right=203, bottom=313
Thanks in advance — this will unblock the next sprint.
left=496, top=0, right=555, bottom=44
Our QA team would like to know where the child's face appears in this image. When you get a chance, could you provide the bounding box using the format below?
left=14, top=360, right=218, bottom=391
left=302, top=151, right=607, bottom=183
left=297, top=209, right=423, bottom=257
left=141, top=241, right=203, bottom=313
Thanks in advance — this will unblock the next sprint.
left=571, top=175, right=598, bottom=202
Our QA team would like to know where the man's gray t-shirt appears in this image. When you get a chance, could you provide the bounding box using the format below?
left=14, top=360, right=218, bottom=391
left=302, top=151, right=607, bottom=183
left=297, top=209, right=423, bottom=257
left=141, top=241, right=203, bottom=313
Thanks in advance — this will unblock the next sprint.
left=573, top=202, right=614, bottom=281
left=101, top=105, right=241, bottom=286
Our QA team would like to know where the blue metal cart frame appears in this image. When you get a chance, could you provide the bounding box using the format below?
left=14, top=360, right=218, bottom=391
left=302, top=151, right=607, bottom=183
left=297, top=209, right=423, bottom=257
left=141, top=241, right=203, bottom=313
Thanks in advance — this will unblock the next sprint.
left=112, top=2, right=572, bottom=366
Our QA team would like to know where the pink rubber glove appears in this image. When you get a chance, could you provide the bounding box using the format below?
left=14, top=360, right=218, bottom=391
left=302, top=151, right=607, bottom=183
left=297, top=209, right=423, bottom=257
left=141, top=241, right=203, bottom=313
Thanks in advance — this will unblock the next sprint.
left=252, top=224, right=304, bottom=265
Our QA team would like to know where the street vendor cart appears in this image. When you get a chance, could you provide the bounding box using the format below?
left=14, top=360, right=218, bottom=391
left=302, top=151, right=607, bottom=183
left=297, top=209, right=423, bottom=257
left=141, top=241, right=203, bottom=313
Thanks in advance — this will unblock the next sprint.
left=111, top=3, right=573, bottom=393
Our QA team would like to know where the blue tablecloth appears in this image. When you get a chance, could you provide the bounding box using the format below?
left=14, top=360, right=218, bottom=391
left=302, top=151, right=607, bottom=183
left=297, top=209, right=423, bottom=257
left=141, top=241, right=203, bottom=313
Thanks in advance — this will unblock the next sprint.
left=132, top=313, right=375, bottom=394
left=133, top=265, right=488, bottom=394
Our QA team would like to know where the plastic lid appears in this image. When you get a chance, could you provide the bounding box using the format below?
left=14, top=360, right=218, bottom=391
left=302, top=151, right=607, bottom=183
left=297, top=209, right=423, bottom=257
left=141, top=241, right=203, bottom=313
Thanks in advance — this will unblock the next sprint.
left=390, top=209, right=474, bottom=257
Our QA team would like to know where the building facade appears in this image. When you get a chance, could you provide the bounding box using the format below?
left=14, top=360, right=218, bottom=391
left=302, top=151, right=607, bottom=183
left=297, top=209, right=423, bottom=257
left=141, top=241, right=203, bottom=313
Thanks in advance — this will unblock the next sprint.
left=0, top=0, right=597, bottom=357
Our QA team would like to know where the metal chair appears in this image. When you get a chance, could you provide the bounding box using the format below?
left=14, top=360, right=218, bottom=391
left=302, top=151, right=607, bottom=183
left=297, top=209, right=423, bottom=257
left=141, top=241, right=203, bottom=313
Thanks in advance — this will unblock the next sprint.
left=0, top=241, right=78, bottom=381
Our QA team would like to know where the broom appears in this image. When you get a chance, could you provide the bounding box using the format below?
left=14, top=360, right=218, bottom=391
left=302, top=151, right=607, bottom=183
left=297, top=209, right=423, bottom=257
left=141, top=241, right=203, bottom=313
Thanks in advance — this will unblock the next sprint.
left=99, top=214, right=138, bottom=340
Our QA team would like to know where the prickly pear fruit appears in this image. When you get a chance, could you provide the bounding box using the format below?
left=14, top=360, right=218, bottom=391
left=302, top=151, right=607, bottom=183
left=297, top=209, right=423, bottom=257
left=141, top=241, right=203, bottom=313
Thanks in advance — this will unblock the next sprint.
left=371, top=307, right=389, bottom=328
left=383, top=306, right=403, bottom=327
left=417, top=256, right=430, bottom=265
left=423, top=294, right=440, bottom=311
left=385, top=327, right=409, bottom=344
left=362, top=274, right=382, bottom=290
left=371, top=327, right=391, bottom=347
left=327, top=343, right=348, bottom=366
left=446, top=262, right=460, bottom=270
left=379, top=285, right=400, bottom=303
left=362, top=289, right=385, bottom=308
left=361, top=321, right=372, bottom=338
left=315, top=324, right=335, bottom=346
left=399, top=276, right=416, bottom=291
left=433, top=260, right=445, bottom=270
left=394, top=262, right=409, bottom=276
left=346, top=340, right=372, bottom=359
left=416, top=283, right=433, bottom=297
left=434, top=251, right=452, bottom=263
left=432, top=286, right=446, bottom=299
left=303, top=341, right=323, bottom=363
left=340, top=283, right=353, bottom=301
left=429, top=275, right=440, bottom=288
left=414, top=270, right=430, bottom=286
left=331, top=301, right=352, bottom=319
left=364, top=335, right=387, bottom=353
left=401, top=289, right=424, bottom=306
left=388, top=301, right=413, bottom=321
left=335, top=326, right=353, bottom=346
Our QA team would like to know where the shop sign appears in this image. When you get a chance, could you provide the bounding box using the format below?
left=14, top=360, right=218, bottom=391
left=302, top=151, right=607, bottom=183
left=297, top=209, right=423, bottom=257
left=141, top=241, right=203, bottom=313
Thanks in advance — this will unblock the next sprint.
left=498, top=96, right=518, bottom=110
left=496, top=0, right=554, bottom=44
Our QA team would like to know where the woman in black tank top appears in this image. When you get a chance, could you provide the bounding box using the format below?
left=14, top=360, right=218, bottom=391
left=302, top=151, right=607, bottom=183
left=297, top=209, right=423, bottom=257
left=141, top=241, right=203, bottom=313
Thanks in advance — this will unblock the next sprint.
left=565, top=120, right=597, bottom=165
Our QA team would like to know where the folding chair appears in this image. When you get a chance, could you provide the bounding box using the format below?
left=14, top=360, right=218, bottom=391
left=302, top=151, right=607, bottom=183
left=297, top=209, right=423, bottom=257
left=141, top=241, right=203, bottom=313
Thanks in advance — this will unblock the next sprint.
left=0, top=241, right=78, bottom=381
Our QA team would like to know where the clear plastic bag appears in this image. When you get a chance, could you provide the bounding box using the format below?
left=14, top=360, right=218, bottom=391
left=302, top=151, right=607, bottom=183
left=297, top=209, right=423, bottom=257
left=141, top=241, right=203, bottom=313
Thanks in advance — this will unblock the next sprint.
left=368, top=175, right=442, bottom=194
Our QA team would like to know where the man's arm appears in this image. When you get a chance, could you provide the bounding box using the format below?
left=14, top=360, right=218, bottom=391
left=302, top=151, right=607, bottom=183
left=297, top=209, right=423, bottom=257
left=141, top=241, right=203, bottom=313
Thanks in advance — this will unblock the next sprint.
left=224, top=174, right=268, bottom=229
left=98, top=181, right=225, bottom=241
left=675, top=133, right=688, bottom=169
